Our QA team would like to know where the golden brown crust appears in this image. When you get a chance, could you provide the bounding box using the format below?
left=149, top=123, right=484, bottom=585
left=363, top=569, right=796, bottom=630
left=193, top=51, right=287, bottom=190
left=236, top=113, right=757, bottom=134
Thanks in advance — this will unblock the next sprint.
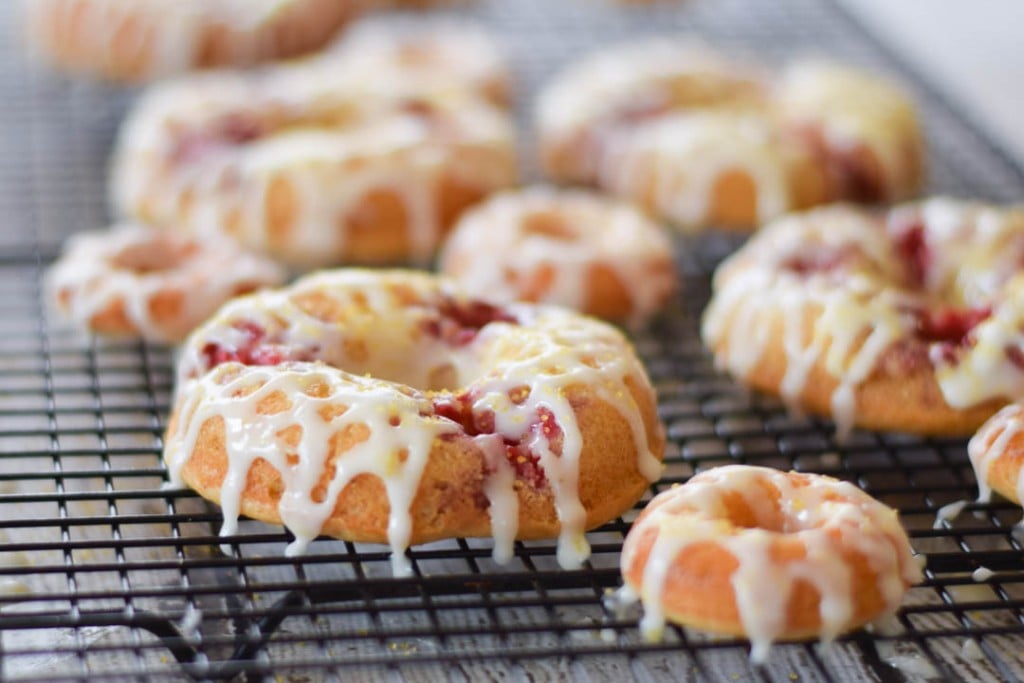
left=706, top=298, right=1003, bottom=436
left=970, top=407, right=1024, bottom=505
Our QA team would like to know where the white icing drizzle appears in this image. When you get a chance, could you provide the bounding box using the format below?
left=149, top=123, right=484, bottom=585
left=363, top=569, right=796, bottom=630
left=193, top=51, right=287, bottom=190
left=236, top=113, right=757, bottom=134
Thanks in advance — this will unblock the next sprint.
left=598, top=112, right=797, bottom=231
left=703, top=199, right=1024, bottom=437
left=621, top=466, right=921, bottom=662
left=776, top=61, right=922, bottom=201
left=46, top=223, right=284, bottom=344
left=960, top=638, right=986, bottom=662
left=967, top=406, right=1023, bottom=505
left=111, top=61, right=518, bottom=268
left=29, top=0, right=312, bottom=78
left=932, top=500, right=968, bottom=529
left=166, top=270, right=663, bottom=575
left=439, top=187, right=677, bottom=326
left=971, top=566, right=995, bottom=582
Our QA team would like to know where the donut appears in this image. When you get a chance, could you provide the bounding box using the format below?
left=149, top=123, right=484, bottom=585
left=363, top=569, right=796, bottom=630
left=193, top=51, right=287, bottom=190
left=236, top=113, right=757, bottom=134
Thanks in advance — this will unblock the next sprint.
left=46, top=224, right=285, bottom=344
left=620, top=465, right=922, bottom=661
left=111, top=67, right=518, bottom=269
left=776, top=62, right=924, bottom=204
left=164, top=269, right=665, bottom=575
left=701, top=198, right=1024, bottom=438
left=439, top=187, right=677, bottom=326
left=326, top=18, right=512, bottom=106
left=535, top=40, right=923, bottom=231
left=968, top=403, right=1024, bottom=507
left=26, top=0, right=361, bottom=82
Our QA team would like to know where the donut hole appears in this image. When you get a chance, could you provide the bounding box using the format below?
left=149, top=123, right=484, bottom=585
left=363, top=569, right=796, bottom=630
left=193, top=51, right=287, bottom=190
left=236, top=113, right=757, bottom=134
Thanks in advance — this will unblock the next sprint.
left=718, top=489, right=787, bottom=532
left=111, top=236, right=198, bottom=274
left=522, top=210, right=578, bottom=241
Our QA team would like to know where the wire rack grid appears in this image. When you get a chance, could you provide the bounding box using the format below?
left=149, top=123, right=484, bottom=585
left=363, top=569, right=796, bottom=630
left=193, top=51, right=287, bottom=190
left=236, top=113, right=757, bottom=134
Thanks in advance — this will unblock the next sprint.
left=2, top=0, right=1024, bottom=681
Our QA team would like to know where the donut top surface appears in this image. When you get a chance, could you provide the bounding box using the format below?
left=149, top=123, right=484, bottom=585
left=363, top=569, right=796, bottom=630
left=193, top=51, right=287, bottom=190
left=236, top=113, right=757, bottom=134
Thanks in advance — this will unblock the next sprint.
left=703, top=198, right=1024, bottom=435
left=169, top=270, right=664, bottom=574
left=439, top=187, right=677, bottom=325
left=621, top=465, right=921, bottom=661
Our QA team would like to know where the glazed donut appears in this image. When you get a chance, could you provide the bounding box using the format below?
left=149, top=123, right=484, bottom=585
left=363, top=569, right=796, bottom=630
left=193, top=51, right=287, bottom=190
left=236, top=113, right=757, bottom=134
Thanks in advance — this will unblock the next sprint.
left=620, top=465, right=922, bottom=661
left=439, top=187, right=677, bottom=326
left=536, top=40, right=923, bottom=231
left=968, top=403, right=1024, bottom=506
left=702, top=198, right=1024, bottom=437
left=26, top=0, right=362, bottom=82
left=111, top=68, right=517, bottom=268
left=164, top=269, right=665, bottom=575
left=776, top=62, right=924, bottom=204
left=327, top=18, right=511, bottom=106
left=46, top=224, right=284, bottom=344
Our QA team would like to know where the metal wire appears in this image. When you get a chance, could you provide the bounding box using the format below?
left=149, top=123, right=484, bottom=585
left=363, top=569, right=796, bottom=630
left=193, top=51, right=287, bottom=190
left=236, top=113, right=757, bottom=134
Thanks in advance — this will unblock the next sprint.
left=2, top=0, right=1024, bottom=680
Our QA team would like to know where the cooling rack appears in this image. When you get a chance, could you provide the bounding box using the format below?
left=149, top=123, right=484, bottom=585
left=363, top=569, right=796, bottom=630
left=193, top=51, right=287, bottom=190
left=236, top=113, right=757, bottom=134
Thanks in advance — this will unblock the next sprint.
left=3, top=0, right=1024, bottom=680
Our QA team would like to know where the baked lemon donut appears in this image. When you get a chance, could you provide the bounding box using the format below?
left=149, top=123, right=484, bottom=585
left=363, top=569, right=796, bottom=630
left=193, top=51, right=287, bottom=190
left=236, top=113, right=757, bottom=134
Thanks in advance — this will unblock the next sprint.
left=439, top=187, right=677, bottom=326
left=536, top=40, right=923, bottom=231
left=47, top=224, right=284, bottom=344
left=702, top=198, right=1024, bottom=438
left=27, top=0, right=361, bottom=82
left=968, top=403, right=1024, bottom=507
left=620, top=465, right=922, bottom=662
left=111, top=67, right=517, bottom=268
left=165, top=270, right=665, bottom=575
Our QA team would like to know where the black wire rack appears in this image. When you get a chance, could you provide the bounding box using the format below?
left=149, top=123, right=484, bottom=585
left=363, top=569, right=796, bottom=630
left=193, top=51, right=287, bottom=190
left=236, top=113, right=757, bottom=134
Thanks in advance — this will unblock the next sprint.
left=4, top=0, right=1024, bottom=681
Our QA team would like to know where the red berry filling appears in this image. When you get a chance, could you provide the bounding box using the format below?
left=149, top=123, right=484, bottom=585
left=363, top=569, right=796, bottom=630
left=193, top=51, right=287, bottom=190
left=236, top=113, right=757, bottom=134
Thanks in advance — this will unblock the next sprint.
left=893, top=221, right=930, bottom=289
left=917, top=306, right=992, bottom=365
left=422, top=298, right=517, bottom=346
left=171, top=114, right=266, bottom=165
left=431, top=392, right=560, bottom=490
left=200, top=321, right=317, bottom=370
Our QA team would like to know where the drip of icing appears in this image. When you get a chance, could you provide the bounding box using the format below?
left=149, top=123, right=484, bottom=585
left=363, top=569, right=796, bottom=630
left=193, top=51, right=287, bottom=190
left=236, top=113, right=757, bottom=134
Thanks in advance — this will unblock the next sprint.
left=167, top=271, right=663, bottom=574
left=45, top=224, right=284, bottom=343
left=439, top=187, right=676, bottom=326
left=621, top=466, right=921, bottom=662
left=971, top=566, right=995, bottom=582
left=932, top=500, right=968, bottom=529
left=960, top=638, right=986, bottom=662
left=967, top=408, right=1022, bottom=504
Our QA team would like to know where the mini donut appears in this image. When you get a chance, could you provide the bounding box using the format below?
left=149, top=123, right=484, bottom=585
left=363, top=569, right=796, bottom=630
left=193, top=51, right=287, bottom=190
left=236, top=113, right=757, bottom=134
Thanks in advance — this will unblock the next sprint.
left=776, top=61, right=924, bottom=204
left=26, top=0, right=361, bottom=82
left=702, top=198, right=1024, bottom=437
left=164, top=269, right=665, bottom=575
left=439, top=187, right=677, bottom=325
left=111, top=68, right=518, bottom=269
left=620, top=465, right=922, bottom=662
left=968, top=403, right=1024, bottom=507
left=327, top=18, right=511, bottom=106
left=536, top=40, right=923, bottom=231
left=46, top=224, right=285, bottom=344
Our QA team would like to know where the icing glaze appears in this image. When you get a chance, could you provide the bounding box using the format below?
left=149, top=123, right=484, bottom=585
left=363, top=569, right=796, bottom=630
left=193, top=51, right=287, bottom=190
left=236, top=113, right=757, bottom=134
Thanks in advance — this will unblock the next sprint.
left=439, top=187, right=677, bottom=326
left=620, top=465, right=921, bottom=662
left=166, top=270, right=663, bottom=575
left=967, top=404, right=1024, bottom=505
left=702, top=199, right=1024, bottom=437
left=46, top=224, right=285, bottom=344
